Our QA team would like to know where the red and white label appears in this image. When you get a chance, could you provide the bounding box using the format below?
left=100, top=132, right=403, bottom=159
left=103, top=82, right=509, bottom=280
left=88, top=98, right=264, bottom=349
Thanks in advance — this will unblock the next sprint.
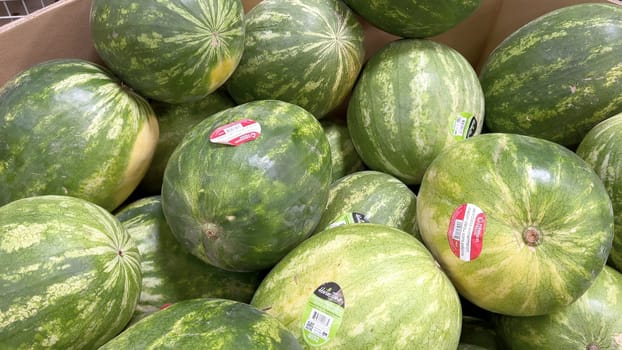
left=447, top=203, right=486, bottom=261
left=209, top=119, right=261, bottom=146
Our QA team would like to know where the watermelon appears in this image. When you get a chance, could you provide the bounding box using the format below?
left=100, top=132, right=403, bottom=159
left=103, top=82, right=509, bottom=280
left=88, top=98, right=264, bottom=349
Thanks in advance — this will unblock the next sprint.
left=576, top=113, right=622, bottom=273
left=320, top=118, right=364, bottom=183
left=0, top=59, right=158, bottom=212
left=115, top=195, right=264, bottom=324
left=347, top=38, right=485, bottom=185
left=417, top=133, right=614, bottom=316
left=458, top=316, right=499, bottom=350
left=342, top=0, right=482, bottom=38
left=0, top=195, right=141, bottom=349
left=99, top=298, right=302, bottom=349
left=314, top=170, right=419, bottom=239
left=226, top=0, right=365, bottom=119
left=138, top=90, right=236, bottom=195
left=251, top=223, right=462, bottom=349
left=479, top=3, right=622, bottom=147
left=161, top=99, right=332, bottom=272
left=90, top=0, right=245, bottom=104
left=493, top=265, right=622, bottom=349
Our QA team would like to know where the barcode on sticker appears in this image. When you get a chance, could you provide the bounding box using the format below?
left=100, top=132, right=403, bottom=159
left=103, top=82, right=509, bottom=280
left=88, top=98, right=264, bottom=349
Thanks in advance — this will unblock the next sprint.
left=223, top=123, right=243, bottom=134
left=451, top=219, right=464, bottom=241
left=453, top=116, right=467, bottom=136
left=304, top=309, right=332, bottom=339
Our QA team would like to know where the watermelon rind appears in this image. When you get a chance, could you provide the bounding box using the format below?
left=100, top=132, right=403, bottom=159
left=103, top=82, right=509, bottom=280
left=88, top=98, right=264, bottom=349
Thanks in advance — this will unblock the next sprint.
left=0, top=195, right=142, bottom=349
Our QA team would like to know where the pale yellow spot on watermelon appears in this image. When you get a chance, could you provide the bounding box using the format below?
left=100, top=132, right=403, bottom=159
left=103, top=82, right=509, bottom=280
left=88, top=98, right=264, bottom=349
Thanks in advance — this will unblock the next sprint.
left=111, top=113, right=159, bottom=210
left=0, top=223, right=45, bottom=253
left=614, top=333, right=622, bottom=346
left=208, top=57, right=238, bottom=92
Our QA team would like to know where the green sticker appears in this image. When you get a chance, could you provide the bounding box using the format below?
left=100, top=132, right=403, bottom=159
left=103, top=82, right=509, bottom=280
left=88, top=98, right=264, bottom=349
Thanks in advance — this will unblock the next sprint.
left=450, top=112, right=478, bottom=140
left=327, top=212, right=369, bottom=229
left=301, top=282, right=345, bottom=347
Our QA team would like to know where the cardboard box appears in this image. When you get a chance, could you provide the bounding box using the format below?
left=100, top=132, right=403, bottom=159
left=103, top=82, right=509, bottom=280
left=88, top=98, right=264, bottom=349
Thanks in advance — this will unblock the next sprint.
left=0, top=0, right=613, bottom=88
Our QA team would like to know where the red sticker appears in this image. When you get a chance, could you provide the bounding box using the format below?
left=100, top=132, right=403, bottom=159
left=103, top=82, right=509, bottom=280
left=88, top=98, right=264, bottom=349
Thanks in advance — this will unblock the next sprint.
left=447, top=203, right=486, bottom=261
left=210, top=119, right=261, bottom=146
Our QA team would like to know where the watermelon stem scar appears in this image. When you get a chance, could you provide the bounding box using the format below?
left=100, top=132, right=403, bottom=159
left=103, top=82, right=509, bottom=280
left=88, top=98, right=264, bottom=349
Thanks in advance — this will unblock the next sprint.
left=523, top=226, right=541, bottom=246
left=586, top=343, right=600, bottom=350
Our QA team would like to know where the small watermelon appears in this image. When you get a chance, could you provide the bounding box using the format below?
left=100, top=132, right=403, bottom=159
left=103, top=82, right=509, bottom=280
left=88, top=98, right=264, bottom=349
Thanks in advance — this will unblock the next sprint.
left=99, top=298, right=302, bottom=349
left=0, top=195, right=141, bottom=349
left=320, top=119, right=364, bottom=183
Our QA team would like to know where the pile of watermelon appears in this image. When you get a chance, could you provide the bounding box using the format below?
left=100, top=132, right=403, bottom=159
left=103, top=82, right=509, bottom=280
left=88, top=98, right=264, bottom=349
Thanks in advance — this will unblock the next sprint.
left=2, top=0, right=622, bottom=348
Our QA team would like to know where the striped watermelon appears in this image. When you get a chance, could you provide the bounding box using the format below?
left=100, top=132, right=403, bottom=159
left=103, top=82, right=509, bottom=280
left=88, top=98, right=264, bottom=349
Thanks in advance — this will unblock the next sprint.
left=314, top=170, right=419, bottom=239
left=251, top=223, right=462, bottom=349
left=138, top=90, right=236, bottom=195
left=347, top=38, right=485, bottom=185
left=100, top=298, right=302, bottom=349
left=320, top=119, right=364, bottom=183
left=0, top=195, right=141, bottom=349
left=115, top=195, right=263, bottom=324
left=417, top=133, right=614, bottom=316
left=226, top=0, right=365, bottom=119
left=0, top=59, right=158, bottom=212
left=161, top=100, right=332, bottom=272
left=493, top=265, right=622, bottom=349
left=479, top=3, right=622, bottom=147
left=342, top=0, right=482, bottom=38
left=90, top=0, right=245, bottom=104
left=576, top=113, right=622, bottom=273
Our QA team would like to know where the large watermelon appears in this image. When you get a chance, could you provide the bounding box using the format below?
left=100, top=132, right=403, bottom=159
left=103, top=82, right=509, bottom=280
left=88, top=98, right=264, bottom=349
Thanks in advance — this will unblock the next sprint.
left=115, top=195, right=264, bottom=324
left=226, top=0, right=365, bottom=119
left=161, top=100, right=332, bottom=272
left=314, top=170, right=419, bottom=239
left=479, top=3, right=622, bottom=147
left=0, top=59, right=158, bottom=212
left=0, top=195, right=142, bottom=349
left=90, top=0, right=245, bottom=104
left=493, top=265, right=622, bottom=349
left=342, top=0, right=482, bottom=38
left=100, top=298, right=302, bottom=349
left=138, top=90, right=236, bottom=195
left=576, top=113, right=622, bottom=273
left=251, top=223, right=462, bottom=349
left=417, top=133, right=614, bottom=316
left=347, top=38, right=485, bottom=185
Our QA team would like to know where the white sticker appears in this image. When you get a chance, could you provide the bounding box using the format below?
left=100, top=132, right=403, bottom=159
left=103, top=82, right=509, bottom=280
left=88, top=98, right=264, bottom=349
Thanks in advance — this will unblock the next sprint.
left=209, top=119, right=261, bottom=146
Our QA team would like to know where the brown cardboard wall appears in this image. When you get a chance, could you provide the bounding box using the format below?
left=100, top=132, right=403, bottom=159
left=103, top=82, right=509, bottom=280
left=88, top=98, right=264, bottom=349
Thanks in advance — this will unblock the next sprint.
left=0, top=0, right=615, bottom=87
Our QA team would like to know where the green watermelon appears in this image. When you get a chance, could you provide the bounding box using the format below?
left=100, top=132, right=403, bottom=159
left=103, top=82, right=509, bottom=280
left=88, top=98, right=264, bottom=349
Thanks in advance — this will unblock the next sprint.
left=576, top=113, right=622, bottom=273
left=90, top=0, right=245, bottom=104
left=226, top=0, right=365, bottom=119
left=479, top=3, right=622, bottom=147
left=314, top=170, right=419, bottom=239
left=161, top=99, right=332, bottom=272
left=320, top=119, right=364, bottom=183
left=115, top=195, right=264, bottom=324
left=0, top=59, right=158, bottom=212
left=493, top=265, right=622, bottom=349
left=0, top=195, right=141, bottom=349
left=138, top=90, right=236, bottom=195
left=100, top=298, right=302, bottom=349
left=251, top=223, right=462, bottom=349
left=347, top=38, right=485, bottom=185
left=417, top=133, right=614, bottom=316
left=342, top=0, right=482, bottom=38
